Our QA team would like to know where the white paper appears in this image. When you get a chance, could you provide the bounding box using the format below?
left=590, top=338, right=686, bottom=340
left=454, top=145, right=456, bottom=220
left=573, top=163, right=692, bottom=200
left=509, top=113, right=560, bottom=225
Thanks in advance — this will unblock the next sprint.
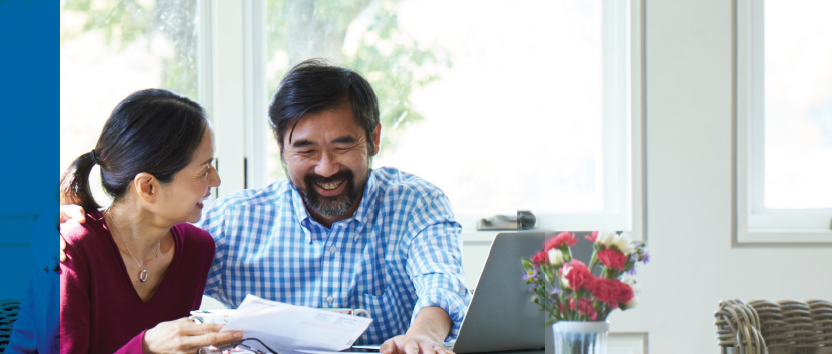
left=349, top=344, right=381, bottom=350
left=219, top=294, right=373, bottom=352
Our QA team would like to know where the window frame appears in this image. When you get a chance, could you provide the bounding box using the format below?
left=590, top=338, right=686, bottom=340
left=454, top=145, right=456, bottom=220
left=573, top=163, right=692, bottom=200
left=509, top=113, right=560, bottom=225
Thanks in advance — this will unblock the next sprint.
left=525, top=0, right=644, bottom=240
left=198, top=0, right=268, bottom=203
left=735, top=0, right=832, bottom=244
left=205, top=0, right=645, bottom=241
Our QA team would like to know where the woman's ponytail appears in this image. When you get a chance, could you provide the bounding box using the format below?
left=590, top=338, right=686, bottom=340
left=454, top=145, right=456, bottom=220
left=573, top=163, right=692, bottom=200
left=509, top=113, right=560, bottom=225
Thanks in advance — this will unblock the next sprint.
left=59, top=150, right=101, bottom=213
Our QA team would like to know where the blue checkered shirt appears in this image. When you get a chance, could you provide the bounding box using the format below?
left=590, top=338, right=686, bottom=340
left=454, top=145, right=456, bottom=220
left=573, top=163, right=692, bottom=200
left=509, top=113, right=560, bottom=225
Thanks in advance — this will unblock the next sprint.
left=196, top=167, right=471, bottom=344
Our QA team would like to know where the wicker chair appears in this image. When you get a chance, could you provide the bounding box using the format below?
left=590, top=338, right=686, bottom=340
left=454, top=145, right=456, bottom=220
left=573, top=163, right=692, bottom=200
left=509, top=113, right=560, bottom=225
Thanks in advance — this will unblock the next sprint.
left=0, top=299, right=21, bottom=353
left=715, top=299, right=832, bottom=354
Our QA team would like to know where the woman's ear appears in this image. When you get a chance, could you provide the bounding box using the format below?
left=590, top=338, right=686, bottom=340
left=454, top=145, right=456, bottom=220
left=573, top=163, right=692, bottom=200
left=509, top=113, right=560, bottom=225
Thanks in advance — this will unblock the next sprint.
left=133, top=173, right=158, bottom=203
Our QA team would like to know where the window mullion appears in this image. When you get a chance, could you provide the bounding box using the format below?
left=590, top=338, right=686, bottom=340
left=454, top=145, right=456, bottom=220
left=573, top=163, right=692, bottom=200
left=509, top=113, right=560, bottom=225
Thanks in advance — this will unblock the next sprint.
left=209, top=0, right=247, bottom=197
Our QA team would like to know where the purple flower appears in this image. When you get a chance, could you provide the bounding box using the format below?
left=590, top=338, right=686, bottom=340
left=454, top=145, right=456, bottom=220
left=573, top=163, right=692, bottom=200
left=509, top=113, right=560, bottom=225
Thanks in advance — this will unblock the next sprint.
left=630, top=253, right=639, bottom=262
left=550, top=287, right=562, bottom=295
left=528, top=284, right=537, bottom=292
left=523, top=269, right=538, bottom=282
left=640, top=247, right=651, bottom=264
left=626, top=267, right=637, bottom=276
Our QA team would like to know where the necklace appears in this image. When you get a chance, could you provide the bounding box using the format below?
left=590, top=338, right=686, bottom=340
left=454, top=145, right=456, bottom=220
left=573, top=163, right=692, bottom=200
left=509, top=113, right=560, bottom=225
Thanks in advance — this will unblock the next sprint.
left=105, top=209, right=160, bottom=283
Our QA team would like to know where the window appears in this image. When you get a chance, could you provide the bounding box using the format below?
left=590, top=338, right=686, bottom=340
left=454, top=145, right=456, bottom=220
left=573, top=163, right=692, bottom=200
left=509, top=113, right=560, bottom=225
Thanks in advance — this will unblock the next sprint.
left=60, top=0, right=202, bottom=205
left=59, top=0, right=643, bottom=236
left=736, top=0, right=832, bottom=243
left=259, top=0, right=643, bottom=235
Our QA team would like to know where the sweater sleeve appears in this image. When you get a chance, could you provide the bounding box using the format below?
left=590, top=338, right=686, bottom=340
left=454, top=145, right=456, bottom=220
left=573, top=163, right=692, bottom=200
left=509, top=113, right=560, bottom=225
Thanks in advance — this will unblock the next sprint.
left=113, top=330, right=148, bottom=354
left=60, top=235, right=92, bottom=354
left=61, top=230, right=149, bottom=354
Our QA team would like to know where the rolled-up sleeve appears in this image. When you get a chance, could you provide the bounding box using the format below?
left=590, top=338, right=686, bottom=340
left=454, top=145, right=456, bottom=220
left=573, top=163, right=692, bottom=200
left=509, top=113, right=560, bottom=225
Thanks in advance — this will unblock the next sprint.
left=405, top=193, right=471, bottom=341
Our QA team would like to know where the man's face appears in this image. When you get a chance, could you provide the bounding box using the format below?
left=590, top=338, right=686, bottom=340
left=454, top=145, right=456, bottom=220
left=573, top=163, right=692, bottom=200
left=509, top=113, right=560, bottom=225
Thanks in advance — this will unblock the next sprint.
left=281, top=104, right=380, bottom=224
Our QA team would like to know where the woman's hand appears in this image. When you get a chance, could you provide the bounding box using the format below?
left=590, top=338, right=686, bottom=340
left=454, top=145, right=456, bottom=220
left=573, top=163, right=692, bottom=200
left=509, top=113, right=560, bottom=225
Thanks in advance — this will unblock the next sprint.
left=143, top=318, right=243, bottom=354
left=59, top=204, right=86, bottom=262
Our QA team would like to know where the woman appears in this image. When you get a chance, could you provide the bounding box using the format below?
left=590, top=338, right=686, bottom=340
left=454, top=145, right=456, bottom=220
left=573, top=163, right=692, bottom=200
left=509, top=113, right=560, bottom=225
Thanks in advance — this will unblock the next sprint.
left=57, top=89, right=241, bottom=353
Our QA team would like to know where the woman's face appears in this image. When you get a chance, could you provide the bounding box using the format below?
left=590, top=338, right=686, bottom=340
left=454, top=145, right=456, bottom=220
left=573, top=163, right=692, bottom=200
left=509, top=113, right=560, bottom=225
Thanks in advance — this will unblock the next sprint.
left=157, top=128, right=221, bottom=224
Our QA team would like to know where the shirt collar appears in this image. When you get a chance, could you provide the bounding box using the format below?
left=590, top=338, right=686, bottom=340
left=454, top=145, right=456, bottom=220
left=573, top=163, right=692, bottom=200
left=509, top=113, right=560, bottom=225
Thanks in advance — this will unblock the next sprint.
left=289, top=183, right=314, bottom=243
left=348, top=170, right=379, bottom=238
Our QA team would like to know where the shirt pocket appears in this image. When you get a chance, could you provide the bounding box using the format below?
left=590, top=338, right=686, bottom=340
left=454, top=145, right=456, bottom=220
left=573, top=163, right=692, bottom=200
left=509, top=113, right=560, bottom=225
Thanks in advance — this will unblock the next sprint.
left=359, top=290, right=408, bottom=343
left=352, top=232, right=390, bottom=297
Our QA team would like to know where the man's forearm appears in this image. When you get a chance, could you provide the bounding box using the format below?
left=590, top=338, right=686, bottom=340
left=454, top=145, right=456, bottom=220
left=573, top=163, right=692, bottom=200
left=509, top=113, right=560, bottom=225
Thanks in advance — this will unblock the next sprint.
left=407, top=306, right=452, bottom=343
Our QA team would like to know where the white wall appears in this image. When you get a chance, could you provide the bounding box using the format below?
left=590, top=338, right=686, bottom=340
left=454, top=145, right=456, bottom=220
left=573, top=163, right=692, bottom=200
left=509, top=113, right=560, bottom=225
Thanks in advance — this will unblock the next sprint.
left=463, top=1, right=831, bottom=352
left=607, top=0, right=832, bottom=352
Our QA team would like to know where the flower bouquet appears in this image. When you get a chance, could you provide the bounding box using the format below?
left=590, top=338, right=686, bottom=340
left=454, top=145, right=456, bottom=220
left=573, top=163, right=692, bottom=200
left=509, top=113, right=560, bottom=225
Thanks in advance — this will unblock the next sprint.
left=522, top=231, right=649, bottom=353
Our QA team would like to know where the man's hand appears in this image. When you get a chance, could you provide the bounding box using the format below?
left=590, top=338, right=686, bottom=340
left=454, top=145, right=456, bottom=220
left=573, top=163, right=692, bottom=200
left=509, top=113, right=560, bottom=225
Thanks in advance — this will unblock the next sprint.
left=380, top=306, right=454, bottom=354
left=143, top=318, right=243, bottom=354
left=380, top=333, right=453, bottom=354
left=58, top=205, right=85, bottom=262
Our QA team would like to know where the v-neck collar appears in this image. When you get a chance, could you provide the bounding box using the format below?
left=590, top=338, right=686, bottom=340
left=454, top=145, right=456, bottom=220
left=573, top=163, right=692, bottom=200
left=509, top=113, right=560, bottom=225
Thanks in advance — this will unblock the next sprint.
left=96, top=211, right=181, bottom=304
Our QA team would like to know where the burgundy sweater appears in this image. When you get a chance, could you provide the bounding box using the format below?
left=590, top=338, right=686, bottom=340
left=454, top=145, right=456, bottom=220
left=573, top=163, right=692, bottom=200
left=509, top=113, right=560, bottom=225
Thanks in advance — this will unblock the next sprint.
left=60, top=211, right=215, bottom=353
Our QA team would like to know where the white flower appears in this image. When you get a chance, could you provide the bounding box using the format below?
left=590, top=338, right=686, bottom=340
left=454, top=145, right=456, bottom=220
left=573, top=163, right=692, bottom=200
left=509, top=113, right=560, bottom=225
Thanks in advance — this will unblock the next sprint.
left=621, top=297, right=638, bottom=310
left=595, top=231, right=617, bottom=247
left=612, top=232, right=636, bottom=255
left=560, top=263, right=572, bottom=289
left=621, top=274, right=637, bottom=287
left=548, top=248, right=564, bottom=266
left=619, top=274, right=642, bottom=294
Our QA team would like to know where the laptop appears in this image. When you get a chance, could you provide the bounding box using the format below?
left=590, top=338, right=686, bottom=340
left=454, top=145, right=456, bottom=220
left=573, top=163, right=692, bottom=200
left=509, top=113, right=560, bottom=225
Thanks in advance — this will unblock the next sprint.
left=450, top=231, right=596, bottom=354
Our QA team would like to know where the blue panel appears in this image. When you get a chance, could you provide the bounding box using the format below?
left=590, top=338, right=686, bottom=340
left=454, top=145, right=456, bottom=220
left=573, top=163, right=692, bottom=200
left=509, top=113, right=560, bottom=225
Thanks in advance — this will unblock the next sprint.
left=0, top=1, right=59, bottom=300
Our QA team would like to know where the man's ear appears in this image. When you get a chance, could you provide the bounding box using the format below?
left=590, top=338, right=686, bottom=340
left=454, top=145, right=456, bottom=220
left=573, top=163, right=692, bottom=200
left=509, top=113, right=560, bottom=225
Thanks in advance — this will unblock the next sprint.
left=371, top=124, right=381, bottom=156
left=133, top=173, right=158, bottom=203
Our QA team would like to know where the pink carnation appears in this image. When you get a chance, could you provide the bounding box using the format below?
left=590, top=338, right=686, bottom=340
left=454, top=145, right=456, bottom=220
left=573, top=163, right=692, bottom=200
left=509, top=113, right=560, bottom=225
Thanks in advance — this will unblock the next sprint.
left=597, top=249, right=628, bottom=270
left=585, top=231, right=599, bottom=243
left=545, top=232, right=579, bottom=251
left=591, top=278, right=621, bottom=308
left=616, top=281, right=635, bottom=304
left=568, top=297, right=598, bottom=320
left=562, top=260, right=595, bottom=291
left=530, top=250, right=548, bottom=266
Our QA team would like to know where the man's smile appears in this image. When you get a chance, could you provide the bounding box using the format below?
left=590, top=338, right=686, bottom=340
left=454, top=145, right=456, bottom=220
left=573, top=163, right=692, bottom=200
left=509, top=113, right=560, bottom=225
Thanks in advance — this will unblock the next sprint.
left=314, top=179, right=346, bottom=196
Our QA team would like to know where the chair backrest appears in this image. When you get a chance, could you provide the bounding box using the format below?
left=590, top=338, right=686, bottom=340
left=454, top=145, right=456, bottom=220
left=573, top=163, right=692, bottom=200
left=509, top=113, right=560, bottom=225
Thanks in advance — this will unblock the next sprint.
left=715, top=299, right=767, bottom=353
left=716, top=299, right=832, bottom=351
left=0, top=299, right=22, bottom=352
left=749, top=299, right=832, bottom=349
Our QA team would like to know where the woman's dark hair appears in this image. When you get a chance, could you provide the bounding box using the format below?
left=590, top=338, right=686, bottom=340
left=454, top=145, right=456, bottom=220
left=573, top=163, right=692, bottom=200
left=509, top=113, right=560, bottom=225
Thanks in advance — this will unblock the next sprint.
left=268, top=58, right=380, bottom=156
left=60, top=89, right=208, bottom=212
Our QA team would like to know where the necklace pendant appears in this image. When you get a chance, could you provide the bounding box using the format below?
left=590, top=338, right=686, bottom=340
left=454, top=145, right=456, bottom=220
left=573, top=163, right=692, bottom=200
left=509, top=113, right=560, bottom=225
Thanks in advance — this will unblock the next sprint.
left=139, top=269, right=148, bottom=283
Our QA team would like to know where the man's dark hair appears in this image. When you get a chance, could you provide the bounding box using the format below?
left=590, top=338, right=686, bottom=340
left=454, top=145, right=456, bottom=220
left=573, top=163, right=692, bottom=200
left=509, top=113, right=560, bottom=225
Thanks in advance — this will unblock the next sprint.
left=60, top=89, right=208, bottom=212
left=268, top=58, right=380, bottom=156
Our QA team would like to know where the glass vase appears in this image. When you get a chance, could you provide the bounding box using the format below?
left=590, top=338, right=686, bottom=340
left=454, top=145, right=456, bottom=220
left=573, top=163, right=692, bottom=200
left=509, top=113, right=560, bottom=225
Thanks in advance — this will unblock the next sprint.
left=552, top=321, right=609, bottom=354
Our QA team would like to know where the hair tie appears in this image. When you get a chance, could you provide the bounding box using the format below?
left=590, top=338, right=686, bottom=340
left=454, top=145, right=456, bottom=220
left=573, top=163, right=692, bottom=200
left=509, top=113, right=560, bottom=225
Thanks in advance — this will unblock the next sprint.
left=90, top=149, right=99, bottom=164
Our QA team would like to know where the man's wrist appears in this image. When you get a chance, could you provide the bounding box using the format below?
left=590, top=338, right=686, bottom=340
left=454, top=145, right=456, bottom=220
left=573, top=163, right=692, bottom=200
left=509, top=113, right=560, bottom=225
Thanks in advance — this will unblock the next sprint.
left=404, top=327, right=445, bottom=344
left=408, top=306, right=452, bottom=343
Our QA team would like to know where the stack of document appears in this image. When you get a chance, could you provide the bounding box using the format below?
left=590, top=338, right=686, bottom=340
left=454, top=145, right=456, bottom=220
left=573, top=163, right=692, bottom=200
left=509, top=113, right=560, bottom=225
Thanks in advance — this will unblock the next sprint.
left=198, top=295, right=373, bottom=354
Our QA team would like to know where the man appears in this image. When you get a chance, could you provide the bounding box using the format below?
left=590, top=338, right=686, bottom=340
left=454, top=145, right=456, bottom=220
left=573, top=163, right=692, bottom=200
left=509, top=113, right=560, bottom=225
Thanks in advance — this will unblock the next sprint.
left=59, top=59, right=471, bottom=353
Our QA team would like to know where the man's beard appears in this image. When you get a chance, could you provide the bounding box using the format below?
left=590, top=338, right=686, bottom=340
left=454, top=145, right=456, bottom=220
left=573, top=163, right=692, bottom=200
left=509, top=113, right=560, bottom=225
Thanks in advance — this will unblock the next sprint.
left=294, top=169, right=369, bottom=217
